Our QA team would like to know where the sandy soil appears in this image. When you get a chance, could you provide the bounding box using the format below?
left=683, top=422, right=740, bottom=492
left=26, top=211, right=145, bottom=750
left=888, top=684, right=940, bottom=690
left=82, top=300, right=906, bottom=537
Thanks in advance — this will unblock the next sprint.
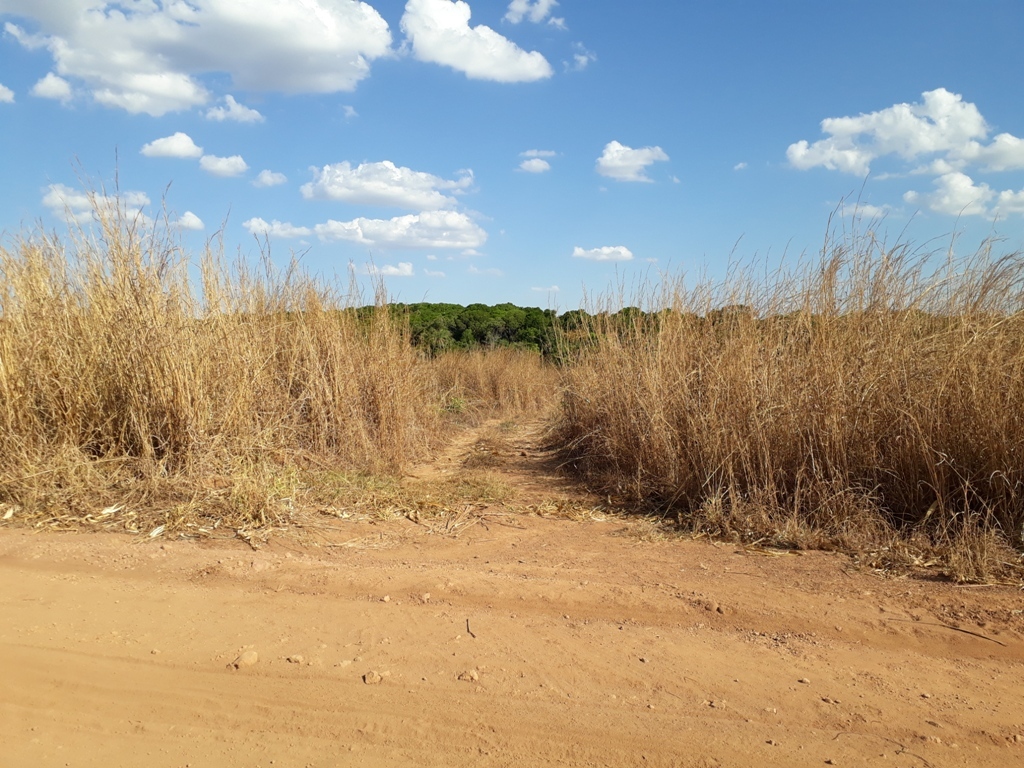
left=2, top=419, right=1023, bottom=767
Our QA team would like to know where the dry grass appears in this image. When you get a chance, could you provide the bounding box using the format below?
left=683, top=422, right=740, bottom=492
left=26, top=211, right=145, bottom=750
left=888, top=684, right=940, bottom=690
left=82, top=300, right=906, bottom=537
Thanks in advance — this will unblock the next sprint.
left=0, top=194, right=508, bottom=538
left=555, top=226, right=1024, bottom=581
left=428, top=346, right=558, bottom=421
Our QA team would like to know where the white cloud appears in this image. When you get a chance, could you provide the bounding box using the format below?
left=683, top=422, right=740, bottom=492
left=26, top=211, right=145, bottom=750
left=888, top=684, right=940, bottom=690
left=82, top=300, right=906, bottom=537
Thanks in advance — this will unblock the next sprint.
left=31, top=72, right=72, bottom=103
left=505, top=0, right=558, bottom=24
left=315, top=210, right=487, bottom=249
left=3, top=2, right=392, bottom=116
left=140, top=132, right=204, bottom=159
left=572, top=245, right=634, bottom=262
left=519, top=158, right=551, bottom=173
left=733, top=162, right=748, bottom=171
left=401, top=0, right=553, bottom=83
left=0, top=83, right=14, bottom=103
left=424, top=268, right=446, bottom=277
left=468, top=264, right=503, bottom=277
left=342, top=105, right=358, bottom=120
left=962, top=132, right=1024, bottom=172
left=176, top=211, right=205, bottom=230
left=531, top=285, right=559, bottom=292
left=205, top=94, right=264, bottom=123
left=42, top=183, right=150, bottom=225
left=904, top=172, right=995, bottom=217
left=564, top=42, right=596, bottom=72
left=521, top=149, right=556, bottom=158
left=243, top=217, right=312, bottom=238
left=786, top=88, right=1009, bottom=176
left=596, top=141, right=669, bottom=182
left=841, top=202, right=891, bottom=219
left=253, top=170, right=287, bottom=188
left=994, top=188, right=1024, bottom=215
left=301, top=161, right=473, bottom=210
left=367, top=262, right=414, bottom=277
left=200, top=154, right=249, bottom=177
left=548, top=17, right=566, bottom=30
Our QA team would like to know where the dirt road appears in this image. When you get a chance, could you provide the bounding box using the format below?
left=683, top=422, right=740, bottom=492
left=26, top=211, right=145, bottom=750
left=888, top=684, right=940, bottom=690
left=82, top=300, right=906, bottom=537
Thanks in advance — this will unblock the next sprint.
left=2, top=420, right=1023, bottom=767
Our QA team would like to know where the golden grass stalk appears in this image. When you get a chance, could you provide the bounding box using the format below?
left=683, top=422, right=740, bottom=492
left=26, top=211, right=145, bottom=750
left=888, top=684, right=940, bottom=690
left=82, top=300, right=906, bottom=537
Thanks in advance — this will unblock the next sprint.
left=555, top=227, right=1024, bottom=580
left=0, top=192, right=440, bottom=534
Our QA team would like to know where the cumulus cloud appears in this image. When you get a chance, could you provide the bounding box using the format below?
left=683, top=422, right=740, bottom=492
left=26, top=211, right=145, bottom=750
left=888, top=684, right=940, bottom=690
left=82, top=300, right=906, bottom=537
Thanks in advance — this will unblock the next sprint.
left=904, top=172, right=995, bottom=217
left=401, top=0, right=553, bottom=83
left=242, top=217, right=312, bottom=238
left=205, top=94, right=264, bottom=123
left=519, top=158, right=551, bottom=173
left=176, top=211, right=205, bottom=230
left=42, top=183, right=150, bottom=225
left=140, top=132, right=204, bottom=159
left=841, top=202, right=891, bottom=219
left=505, top=0, right=558, bottom=24
left=31, top=72, right=72, bottom=102
left=596, top=141, right=669, bottom=182
left=367, top=262, right=414, bottom=277
left=572, top=245, right=634, bottom=262
left=314, top=210, right=487, bottom=249
left=253, top=170, right=287, bottom=188
left=994, top=189, right=1024, bottom=215
left=301, top=161, right=473, bottom=210
left=200, top=154, right=249, bottom=177
left=789, top=89, right=1024, bottom=218
left=785, top=88, right=1024, bottom=176
left=0, top=83, right=14, bottom=103
left=3, top=1, right=392, bottom=116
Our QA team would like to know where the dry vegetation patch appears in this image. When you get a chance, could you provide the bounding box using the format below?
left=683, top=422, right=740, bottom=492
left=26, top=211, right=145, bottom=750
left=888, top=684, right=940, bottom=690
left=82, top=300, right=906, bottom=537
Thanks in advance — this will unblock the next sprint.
left=0, top=197, right=556, bottom=542
left=555, top=229, right=1024, bottom=581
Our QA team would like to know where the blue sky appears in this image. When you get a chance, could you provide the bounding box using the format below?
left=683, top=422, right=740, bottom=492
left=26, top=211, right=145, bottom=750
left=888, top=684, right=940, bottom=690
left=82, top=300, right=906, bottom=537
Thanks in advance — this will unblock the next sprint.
left=2, top=1, right=1024, bottom=309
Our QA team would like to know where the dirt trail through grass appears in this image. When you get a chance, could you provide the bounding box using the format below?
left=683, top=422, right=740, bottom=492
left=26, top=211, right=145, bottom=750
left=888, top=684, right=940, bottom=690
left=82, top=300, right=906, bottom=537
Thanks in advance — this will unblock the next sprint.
left=2, top=416, right=1024, bottom=767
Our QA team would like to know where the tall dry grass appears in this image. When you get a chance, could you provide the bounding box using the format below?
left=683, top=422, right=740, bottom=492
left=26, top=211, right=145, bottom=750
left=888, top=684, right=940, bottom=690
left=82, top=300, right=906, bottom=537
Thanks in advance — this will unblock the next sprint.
left=555, top=229, right=1024, bottom=580
left=428, top=346, right=558, bottom=421
left=0, top=196, right=442, bottom=535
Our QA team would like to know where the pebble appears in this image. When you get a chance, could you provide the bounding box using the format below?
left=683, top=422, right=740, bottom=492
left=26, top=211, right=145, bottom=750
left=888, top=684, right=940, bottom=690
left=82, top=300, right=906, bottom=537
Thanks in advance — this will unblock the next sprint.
left=287, top=655, right=304, bottom=664
left=230, top=650, right=258, bottom=669
left=458, top=669, right=480, bottom=683
left=798, top=678, right=811, bottom=684
left=363, top=671, right=384, bottom=685
left=381, top=595, right=391, bottom=603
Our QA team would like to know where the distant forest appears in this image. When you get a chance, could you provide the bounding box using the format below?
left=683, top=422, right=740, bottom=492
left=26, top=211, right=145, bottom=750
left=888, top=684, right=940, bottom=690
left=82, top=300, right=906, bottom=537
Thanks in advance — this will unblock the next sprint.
left=364, top=303, right=559, bottom=356
left=355, top=303, right=762, bottom=357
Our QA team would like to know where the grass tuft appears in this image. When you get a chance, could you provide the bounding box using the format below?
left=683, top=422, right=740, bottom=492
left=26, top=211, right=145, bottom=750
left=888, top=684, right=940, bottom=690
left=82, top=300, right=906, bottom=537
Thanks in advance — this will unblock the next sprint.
left=554, top=226, right=1024, bottom=581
